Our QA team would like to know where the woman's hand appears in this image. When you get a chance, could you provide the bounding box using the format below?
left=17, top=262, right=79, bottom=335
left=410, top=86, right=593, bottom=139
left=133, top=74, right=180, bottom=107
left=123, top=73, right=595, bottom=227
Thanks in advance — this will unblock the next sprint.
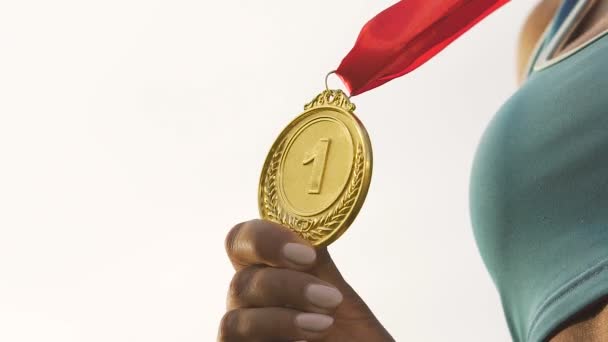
left=217, top=219, right=394, bottom=342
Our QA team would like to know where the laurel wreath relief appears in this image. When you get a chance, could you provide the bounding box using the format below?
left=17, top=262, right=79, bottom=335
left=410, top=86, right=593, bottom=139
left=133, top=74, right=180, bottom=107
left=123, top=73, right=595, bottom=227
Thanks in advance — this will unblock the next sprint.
left=261, top=141, right=364, bottom=243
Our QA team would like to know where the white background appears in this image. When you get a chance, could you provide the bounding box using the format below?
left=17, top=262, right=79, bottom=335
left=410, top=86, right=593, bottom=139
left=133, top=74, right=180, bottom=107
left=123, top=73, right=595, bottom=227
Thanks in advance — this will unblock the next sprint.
left=0, top=1, right=536, bottom=341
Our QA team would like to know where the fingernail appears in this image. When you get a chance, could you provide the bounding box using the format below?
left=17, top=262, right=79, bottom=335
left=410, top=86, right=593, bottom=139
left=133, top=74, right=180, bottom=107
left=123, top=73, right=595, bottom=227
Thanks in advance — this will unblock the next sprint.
left=282, top=243, right=316, bottom=265
left=295, top=313, right=334, bottom=332
left=305, top=284, right=343, bottom=309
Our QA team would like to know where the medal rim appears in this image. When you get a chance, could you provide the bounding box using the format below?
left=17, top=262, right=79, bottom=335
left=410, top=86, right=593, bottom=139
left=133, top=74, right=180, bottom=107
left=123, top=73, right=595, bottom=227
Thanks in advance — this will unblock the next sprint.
left=258, top=94, right=372, bottom=247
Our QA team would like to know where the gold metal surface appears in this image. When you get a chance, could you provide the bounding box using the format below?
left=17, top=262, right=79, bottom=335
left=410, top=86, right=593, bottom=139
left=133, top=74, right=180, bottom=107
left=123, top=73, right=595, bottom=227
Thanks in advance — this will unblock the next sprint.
left=258, top=89, right=372, bottom=246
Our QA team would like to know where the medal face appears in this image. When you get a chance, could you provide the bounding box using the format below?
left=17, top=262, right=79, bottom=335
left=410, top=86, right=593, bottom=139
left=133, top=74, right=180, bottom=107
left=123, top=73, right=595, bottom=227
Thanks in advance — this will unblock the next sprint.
left=259, top=90, right=372, bottom=246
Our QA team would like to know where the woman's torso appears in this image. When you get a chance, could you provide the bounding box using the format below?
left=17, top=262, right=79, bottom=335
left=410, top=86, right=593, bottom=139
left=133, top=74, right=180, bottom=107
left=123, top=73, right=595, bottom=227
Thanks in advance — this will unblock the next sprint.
left=542, top=2, right=608, bottom=341
left=470, top=1, right=608, bottom=341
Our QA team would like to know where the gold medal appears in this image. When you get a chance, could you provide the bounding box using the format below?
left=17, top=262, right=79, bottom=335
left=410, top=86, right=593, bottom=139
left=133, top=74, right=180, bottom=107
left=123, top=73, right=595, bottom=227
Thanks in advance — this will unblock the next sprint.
left=258, top=89, right=372, bottom=246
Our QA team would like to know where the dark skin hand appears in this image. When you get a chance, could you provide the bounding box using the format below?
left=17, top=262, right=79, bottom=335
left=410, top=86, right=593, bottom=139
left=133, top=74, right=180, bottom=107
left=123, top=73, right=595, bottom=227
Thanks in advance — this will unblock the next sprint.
left=219, top=2, right=608, bottom=341
left=218, top=219, right=394, bottom=342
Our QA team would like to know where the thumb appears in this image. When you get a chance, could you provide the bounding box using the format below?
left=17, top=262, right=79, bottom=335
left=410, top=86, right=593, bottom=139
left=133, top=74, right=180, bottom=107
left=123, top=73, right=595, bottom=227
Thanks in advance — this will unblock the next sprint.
left=309, top=247, right=378, bottom=320
left=309, top=247, right=351, bottom=293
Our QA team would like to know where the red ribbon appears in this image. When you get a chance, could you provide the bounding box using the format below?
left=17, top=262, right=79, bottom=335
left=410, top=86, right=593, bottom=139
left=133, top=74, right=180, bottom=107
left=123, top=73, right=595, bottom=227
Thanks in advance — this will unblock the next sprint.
left=336, top=0, right=511, bottom=96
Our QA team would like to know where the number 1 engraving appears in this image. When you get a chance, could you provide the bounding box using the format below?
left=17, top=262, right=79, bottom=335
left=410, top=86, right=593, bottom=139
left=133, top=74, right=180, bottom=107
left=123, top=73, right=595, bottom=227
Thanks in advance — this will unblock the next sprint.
left=302, top=138, right=331, bottom=194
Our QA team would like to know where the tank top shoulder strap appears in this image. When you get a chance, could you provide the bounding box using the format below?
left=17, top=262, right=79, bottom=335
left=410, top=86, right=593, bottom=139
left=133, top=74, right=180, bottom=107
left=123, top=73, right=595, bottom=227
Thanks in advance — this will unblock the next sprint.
left=526, top=0, right=586, bottom=77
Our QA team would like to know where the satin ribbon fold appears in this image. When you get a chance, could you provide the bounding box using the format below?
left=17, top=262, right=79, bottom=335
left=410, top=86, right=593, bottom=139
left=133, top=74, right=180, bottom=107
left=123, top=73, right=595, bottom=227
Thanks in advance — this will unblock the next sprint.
left=336, top=0, right=511, bottom=96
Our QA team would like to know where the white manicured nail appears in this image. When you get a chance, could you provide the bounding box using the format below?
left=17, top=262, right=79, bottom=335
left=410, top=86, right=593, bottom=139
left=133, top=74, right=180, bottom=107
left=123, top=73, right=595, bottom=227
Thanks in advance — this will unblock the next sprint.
left=305, top=284, right=343, bottom=308
left=283, top=243, right=316, bottom=265
left=295, top=313, right=334, bottom=332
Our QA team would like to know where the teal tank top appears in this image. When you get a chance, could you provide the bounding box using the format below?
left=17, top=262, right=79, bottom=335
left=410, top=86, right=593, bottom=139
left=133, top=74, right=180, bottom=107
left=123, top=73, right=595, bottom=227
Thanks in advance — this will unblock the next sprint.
left=469, top=1, right=608, bottom=341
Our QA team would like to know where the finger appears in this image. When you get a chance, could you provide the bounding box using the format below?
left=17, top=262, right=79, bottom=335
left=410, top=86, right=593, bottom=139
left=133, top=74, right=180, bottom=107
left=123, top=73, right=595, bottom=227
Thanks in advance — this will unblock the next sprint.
left=227, top=266, right=343, bottom=313
left=218, top=308, right=333, bottom=342
left=225, top=219, right=316, bottom=271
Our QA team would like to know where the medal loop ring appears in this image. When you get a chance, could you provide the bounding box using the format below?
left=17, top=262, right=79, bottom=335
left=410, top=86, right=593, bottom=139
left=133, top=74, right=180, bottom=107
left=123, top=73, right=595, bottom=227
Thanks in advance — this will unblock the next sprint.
left=325, top=70, right=352, bottom=99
